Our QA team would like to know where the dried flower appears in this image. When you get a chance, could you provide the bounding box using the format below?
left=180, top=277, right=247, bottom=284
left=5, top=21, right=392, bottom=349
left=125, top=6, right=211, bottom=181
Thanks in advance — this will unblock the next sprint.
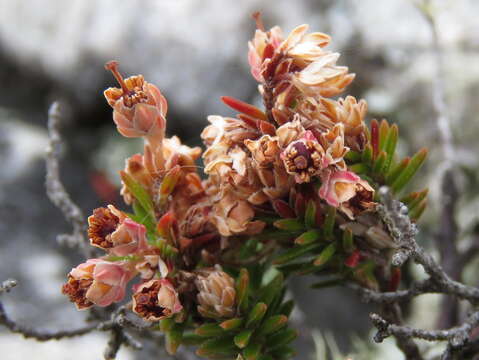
left=297, top=96, right=368, bottom=152
left=244, top=134, right=281, bottom=167
left=209, top=188, right=265, bottom=236
left=132, top=279, right=182, bottom=321
left=104, top=61, right=167, bottom=146
left=62, top=259, right=133, bottom=309
left=248, top=13, right=283, bottom=82
left=135, top=255, right=169, bottom=280
left=87, top=206, right=148, bottom=256
left=195, top=268, right=236, bottom=319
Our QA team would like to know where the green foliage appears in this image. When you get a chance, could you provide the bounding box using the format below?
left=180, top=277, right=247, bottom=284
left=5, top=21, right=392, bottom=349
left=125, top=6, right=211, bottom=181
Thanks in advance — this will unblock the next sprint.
left=344, top=119, right=428, bottom=197
left=175, top=268, right=297, bottom=360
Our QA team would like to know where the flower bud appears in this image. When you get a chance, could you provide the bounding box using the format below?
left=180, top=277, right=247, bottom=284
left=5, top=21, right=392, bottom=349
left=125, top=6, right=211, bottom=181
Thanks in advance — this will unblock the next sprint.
left=87, top=205, right=148, bottom=256
left=132, top=279, right=183, bottom=321
left=195, top=268, right=236, bottom=319
left=62, top=259, right=133, bottom=309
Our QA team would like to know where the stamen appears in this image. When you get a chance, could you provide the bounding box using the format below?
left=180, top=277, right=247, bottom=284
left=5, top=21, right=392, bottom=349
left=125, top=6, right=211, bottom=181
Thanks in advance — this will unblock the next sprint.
left=105, top=61, right=130, bottom=95
left=252, top=11, right=265, bottom=32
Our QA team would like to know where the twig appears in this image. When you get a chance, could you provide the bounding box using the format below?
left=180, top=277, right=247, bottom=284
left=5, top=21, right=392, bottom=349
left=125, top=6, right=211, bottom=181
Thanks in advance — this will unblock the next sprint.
left=349, top=279, right=437, bottom=304
left=378, top=187, right=479, bottom=302
left=370, top=311, right=479, bottom=347
left=1, top=278, right=100, bottom=340
left=45, top=102, right=92, bottom=257
left=104, top=326, right=125, bottom=360
left=0, top=278, right=143, bottom=353
left=379, top=303, right=423, bottom=360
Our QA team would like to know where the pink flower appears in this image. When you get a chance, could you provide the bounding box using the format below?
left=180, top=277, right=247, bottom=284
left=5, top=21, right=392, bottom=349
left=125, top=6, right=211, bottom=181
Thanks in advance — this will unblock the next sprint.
left=87, top=205, right=149, bottom=256
left=318, top=169, right=360, bottom=207
left=132, top=279, right=183, bottom=321
left=318, top=169, right=375, bottom=219
left=62, top=259, right=134, bottom=309
left=104, top=61, right=167, bottom=145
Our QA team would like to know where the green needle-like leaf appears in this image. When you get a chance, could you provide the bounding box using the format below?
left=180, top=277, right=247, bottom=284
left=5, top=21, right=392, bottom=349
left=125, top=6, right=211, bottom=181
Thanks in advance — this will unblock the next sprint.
left=342, top=228, right=354, bottom=253
left=391, top=148, right=428, bottom=193
left=235, top=329, right=254, bottom=349
left=160, top=318, right=175, bottom=332
left=246, top=302, right=268, bottom=328
left=258, top=273, right=283, bottom=307
left=322, top=206, right=336, bottom=238
left=410, top=201, right=427, bottom=221
left=273, top=242, right=321, bottom=265
left=386, top=157, right=410, bottom=185
left=165, top=324, right=183, bottom=355
left=197, top=336, right=237, bottom=357
left=344, top=150, right=361, bottom=162
left=378, top=119, right=390, bottom=151
left=257, top=315, right=288, bottom=336
left=313, top=243, right=337, bottom=267
left=383, top=124, right=398, bottom=173
left=408, top=188, right=428, bottom=211
left=361, top=144, right=373, bottom=166
left=237, top=268, right=250, bottom=314
left=266, top=328, right=298, bottom=350
left=349, top=163, right=369, bottom=174
left=120, top=171, right=155, bottom=218
left=180, top=332, right=204, bottom=346
left=294, top=229, right=321, bottom=245
left=304, top=201, right=316, bottom=228
left=270, top=346, right=296, bottom=359
left=195, top=323, right=225, bottom=337
left=220, top=318, right=244, bottom=331
left=372, top=150, right=387, bottom=175
left=273, top=218, right=304, bottom=232
left=243, top=342, right=262, bottom=360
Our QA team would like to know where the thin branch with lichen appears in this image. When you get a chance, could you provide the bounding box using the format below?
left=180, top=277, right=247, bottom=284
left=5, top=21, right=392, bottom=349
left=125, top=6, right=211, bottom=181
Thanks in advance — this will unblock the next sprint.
left=353, top=187, right=479, bottom=358
left=45, top=101, right=92, bottom=257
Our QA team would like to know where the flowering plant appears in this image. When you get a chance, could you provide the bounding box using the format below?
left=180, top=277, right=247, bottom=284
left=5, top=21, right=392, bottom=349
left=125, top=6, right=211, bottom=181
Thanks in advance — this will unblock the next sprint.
left=6, top=12, right=478, bottom=360
left=58, top=16, right=431, bottom=359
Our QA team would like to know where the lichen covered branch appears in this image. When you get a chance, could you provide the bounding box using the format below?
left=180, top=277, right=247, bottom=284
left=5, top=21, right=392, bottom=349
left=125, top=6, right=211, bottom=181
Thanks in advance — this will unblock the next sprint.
left=370, top=311, right=479, bottom=347
left=45, top=102, right=91, bottom=257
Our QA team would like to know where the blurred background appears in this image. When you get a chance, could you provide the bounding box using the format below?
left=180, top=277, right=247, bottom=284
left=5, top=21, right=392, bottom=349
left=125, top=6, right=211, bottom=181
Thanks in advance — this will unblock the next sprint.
left=0, top=0, right=478, bottom=359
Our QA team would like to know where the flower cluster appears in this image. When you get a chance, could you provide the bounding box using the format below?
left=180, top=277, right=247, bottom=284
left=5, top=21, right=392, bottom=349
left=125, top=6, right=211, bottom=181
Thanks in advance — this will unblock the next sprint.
left=202, top=18, right=374, bottom=239
left=62, top=17, right=427, bottom=359
left=63, top=61, right=234, bottom=324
